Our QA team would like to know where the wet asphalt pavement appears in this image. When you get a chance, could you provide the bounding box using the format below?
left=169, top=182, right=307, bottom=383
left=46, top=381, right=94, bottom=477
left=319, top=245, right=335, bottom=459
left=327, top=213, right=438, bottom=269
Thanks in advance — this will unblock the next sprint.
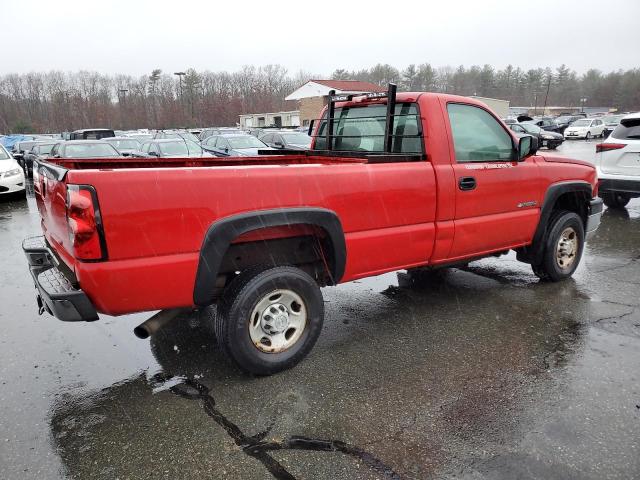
left=1, top=140, right=639, bottom=479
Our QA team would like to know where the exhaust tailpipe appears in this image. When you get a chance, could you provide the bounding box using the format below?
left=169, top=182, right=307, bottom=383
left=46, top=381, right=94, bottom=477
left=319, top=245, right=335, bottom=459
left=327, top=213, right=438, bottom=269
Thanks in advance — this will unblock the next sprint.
left=134, top=309, right=186, bottom=339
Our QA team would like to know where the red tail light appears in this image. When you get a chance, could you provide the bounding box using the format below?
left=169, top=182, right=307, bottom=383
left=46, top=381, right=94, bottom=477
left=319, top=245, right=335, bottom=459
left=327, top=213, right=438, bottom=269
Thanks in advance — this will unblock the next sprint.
left=596, top=143, right=626, bottom=153
left=66, top=185, right=107, bottom=261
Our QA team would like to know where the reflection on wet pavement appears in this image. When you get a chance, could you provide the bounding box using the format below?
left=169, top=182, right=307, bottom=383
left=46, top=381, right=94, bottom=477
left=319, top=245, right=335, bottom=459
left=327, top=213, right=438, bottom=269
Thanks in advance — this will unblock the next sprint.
left=1, top=149, right=639, bottom=479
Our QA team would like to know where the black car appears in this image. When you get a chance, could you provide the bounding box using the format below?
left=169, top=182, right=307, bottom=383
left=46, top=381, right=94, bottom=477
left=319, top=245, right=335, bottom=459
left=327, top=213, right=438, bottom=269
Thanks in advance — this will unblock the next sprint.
left=22, top=141, right=60, bottom=176
left=69, top=129, right=115, bottom=140
left=260, top=131, right=312, bottom=151
left=528, top=117, right=563, bottom=133
left=510, top=122, right=564, bottom=150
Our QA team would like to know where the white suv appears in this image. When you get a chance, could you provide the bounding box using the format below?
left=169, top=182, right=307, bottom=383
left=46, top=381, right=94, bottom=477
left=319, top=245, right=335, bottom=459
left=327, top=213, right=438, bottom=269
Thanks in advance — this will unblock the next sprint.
left=594, top=112, right=640, bottom=208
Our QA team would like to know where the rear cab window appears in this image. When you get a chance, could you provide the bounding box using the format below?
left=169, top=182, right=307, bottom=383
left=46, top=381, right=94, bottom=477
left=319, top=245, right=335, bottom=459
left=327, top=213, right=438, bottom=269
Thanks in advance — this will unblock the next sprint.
left=314, top=103, right=423, bottom=154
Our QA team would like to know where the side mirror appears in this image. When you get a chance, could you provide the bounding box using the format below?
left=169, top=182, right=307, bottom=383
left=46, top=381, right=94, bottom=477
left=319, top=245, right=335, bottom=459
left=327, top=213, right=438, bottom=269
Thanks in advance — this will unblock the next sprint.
left=518, top=135, right=538, bottom=160
left=148, top=151, right=159, bottom=157
left=274, top=141, right=284, bottom=148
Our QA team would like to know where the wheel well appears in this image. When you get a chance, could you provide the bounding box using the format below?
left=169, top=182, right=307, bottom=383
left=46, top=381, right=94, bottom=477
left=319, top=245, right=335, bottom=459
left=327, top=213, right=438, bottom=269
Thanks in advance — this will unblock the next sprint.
left=193, top=207, right=346, bottom=306
left=214, top=230, right=335, bottom=298
left=553, top=191, right=589, bottom=226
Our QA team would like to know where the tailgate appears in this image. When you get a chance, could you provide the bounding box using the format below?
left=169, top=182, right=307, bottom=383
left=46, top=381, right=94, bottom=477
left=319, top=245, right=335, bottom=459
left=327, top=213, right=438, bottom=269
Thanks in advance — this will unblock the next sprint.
left=34, top=161, right=74, bottom=269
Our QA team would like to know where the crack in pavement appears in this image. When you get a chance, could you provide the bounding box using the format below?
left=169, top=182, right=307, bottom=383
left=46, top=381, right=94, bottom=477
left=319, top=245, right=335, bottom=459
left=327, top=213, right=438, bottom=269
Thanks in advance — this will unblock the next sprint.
left=163, top=375, right=404, bottom=480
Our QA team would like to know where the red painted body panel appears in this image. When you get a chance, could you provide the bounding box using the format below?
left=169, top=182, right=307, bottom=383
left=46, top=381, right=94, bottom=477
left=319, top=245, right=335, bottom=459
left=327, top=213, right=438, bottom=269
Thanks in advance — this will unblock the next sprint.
left=35, top=93, right=598, bottom=316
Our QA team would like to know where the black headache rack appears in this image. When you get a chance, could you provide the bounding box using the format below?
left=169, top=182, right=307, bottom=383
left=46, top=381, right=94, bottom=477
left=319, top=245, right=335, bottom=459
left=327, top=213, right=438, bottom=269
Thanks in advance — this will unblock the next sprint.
left=259, top=83, right=425, bottom=163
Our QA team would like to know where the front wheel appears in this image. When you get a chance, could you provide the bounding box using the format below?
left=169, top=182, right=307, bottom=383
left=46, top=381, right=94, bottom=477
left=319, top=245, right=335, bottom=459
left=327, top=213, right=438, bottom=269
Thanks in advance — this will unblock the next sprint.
left=601, top=192, right=630, bottom=209
left=214, top=265, right=324, bottom=375
left=585, top=131, right=592, bottom=140
left=532, top=210, right=584, bottom=282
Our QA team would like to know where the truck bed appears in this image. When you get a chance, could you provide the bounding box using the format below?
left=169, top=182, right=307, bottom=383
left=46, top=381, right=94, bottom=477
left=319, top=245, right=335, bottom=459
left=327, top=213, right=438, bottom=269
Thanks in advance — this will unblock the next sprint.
left=47, top=154, right=367, bottom=171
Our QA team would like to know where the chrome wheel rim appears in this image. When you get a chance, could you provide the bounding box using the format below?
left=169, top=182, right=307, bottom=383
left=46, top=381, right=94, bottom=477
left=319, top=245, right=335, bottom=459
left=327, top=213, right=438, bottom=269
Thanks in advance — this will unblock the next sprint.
left=556, top=227, right=578, bottom=270
left=249, top=289, right=307, bottom=353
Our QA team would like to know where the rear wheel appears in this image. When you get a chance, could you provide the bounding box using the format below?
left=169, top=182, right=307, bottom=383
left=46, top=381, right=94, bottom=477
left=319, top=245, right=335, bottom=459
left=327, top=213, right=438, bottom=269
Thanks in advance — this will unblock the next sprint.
left=532, top=210, right=584, bottom=282
left=214, top=265, right=324, bottom=375
left=601, top=192, right=630, bottom=209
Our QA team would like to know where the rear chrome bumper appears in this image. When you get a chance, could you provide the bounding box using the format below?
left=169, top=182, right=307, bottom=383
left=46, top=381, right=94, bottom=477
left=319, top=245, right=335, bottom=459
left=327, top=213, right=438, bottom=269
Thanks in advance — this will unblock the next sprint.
left=586, top=197, right=603, bottom=240
left=22, top=236, right=98, bottom=322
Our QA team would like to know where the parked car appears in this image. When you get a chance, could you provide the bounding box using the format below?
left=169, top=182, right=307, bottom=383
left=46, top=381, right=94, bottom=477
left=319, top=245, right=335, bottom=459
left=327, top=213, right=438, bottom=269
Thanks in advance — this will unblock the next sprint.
left=69, top=129, right=115, bottom=140
left=0, top=144, right=26, bottom=198
left=22, top=141, right=60, bottom=176
left=510, top=122, right=564, bottom=149
left=601, top=114, right=625, bottom=138
left=529, top=117, right=563, bottom=133
left=104, top=137, right=142, bottom=156
left=201, top=134, right=274, bottom=156
left=23, top=90, right=602, bottom=376
left=49, top=141, right=121, bottom=158
left=554, top=115, right=583, bottom=133
left=153, top=130, right=201, bottom=143
left=261, top=131, right=312, bottom=150
left=594, top=112, right=640, bottom=208
left=11, top=140, right=46, bottom=168
left=199, top=128, right=245, bottom=141
left=139, top=139, right=209, bottom=158
left=564, top=118, right=605, bottom=140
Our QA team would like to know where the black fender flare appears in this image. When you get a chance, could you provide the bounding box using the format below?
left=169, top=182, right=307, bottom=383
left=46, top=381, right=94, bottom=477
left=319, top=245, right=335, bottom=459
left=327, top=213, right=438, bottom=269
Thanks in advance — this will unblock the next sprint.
left=193, top=208, right=346, bottom=306
left=527, top=181, right=592, bottom=264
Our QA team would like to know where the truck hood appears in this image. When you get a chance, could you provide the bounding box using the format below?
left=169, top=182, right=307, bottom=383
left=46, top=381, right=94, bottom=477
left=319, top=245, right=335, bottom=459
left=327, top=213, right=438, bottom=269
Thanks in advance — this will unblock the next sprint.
left=540, top=155, right=594, bottom=168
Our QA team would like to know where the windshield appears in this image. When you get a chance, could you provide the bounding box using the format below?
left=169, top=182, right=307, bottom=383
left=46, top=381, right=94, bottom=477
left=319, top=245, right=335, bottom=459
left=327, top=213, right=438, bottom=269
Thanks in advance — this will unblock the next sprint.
left=108, top=139, right=141, bottom=150
left=281, top=133, right=311, bottom=146
left=520, top=123, right=542, bottom=134
left=64, top=143, right=120, bottom=158
left=572, top=120, right=591, bottom=127
left=0, top=147, right=11, bottom=160
left=227, top=136, right=266, bottom=149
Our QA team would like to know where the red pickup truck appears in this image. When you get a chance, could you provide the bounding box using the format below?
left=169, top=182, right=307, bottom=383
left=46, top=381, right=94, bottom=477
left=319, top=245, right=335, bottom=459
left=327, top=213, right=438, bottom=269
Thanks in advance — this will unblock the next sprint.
left=23, top=86, right=603, bottom=375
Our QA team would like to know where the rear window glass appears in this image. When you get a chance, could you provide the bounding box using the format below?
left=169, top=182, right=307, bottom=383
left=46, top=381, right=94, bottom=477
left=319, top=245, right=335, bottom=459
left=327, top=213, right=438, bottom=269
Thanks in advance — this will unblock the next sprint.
left=314, top=103, right=422, bottom=154
left=64, top=143, right=120, bottom=158
left=611, top=118, right=640, bottom=140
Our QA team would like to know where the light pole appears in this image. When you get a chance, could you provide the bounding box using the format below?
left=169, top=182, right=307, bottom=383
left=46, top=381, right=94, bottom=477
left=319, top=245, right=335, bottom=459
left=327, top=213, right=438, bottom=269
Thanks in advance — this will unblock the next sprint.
left=118, top=89, right=129, bottom=129
left=174, top=72, right=186, bottom=124
left=580, top=97, right=587, bottom=113
left=174, top=72, right=186, bottom=98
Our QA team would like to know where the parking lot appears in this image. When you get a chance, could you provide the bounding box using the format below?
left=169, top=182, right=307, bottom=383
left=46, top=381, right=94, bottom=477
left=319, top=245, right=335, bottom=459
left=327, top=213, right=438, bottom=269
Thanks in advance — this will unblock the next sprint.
left=0, top=139, right=638, bottom=479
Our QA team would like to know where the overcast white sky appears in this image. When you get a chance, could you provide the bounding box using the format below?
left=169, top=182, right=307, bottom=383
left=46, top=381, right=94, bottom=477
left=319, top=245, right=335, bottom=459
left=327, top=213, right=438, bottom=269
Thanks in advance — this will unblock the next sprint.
left=2, top=0, right=638, bottom=76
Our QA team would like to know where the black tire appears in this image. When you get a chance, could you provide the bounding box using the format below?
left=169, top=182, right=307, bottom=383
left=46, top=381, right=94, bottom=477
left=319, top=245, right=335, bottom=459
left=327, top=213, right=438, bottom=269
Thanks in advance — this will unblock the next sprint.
left=548, top=143, right=558, bottom=150
left=585, top=131, right=591, bottom=140
left=532, top=210, right=584, bottom=282
left=214, top=265, right=324, bottom=375
left=601, top=192, right=630, bottom=209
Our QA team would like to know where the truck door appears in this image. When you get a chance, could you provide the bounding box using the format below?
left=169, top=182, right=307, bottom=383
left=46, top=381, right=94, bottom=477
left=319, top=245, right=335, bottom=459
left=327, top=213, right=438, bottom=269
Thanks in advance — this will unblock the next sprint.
left=445, top=102, right=541, bottom=260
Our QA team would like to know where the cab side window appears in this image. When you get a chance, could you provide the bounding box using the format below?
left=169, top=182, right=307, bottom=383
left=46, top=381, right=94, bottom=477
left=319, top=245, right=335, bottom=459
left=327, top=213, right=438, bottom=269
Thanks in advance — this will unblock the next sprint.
left=447, top=103, right=515, bottom=162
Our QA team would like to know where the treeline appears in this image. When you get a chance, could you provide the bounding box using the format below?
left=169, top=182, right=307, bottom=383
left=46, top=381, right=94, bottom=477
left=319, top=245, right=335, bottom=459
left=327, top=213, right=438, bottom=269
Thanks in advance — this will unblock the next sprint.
left=1, top=63, right=639, bottom=133
left=332, top=63, right=640, bottom=112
